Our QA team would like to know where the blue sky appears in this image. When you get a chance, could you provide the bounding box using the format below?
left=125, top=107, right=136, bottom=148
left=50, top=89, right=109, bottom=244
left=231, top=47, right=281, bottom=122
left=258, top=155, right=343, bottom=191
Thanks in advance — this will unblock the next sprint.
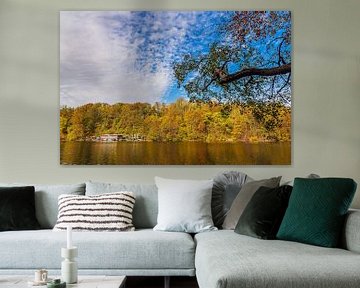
left=60, top=11, right=233, bottom=107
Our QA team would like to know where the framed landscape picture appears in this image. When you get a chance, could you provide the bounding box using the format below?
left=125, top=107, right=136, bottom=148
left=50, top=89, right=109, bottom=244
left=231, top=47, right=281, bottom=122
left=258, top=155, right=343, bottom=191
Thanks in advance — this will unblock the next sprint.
left=60, top=11, right=291, bottom=165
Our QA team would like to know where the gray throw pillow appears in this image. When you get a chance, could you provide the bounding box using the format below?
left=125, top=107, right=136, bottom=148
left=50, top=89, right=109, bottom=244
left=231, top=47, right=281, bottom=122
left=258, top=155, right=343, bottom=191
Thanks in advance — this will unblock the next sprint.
left=153, top=177, right=217, bottom=233
left=222, top=177, right=281, bottom=230
left=212, top=171, right=252, bottom=228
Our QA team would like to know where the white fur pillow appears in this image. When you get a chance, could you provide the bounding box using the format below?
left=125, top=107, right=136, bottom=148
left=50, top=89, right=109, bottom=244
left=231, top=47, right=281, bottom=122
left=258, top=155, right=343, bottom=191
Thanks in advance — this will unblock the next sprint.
left=53, top=192, right=135, bottom=231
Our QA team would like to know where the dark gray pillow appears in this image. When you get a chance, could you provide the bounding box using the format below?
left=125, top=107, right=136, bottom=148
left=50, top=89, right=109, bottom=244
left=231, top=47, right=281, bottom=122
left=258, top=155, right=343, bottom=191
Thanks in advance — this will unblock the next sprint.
left=212, top=171, right=252, bottom=228
left=235, top=185, right=292, bottom=239
left=223, top=176, right=282, bottom=230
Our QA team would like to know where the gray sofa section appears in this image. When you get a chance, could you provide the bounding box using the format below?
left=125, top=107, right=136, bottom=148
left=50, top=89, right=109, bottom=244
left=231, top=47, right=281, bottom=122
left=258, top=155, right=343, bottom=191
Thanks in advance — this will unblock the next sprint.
left=0, top=182, right=196, bottom=278
left=195, top=214, right=360, bottom=288
left=0, top=181, right=359, bottom=288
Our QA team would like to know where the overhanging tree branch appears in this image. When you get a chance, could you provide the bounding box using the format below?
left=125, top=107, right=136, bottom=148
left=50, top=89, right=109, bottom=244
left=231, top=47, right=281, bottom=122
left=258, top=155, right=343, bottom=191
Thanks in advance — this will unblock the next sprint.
left=218, top=63, right=291, bottom=85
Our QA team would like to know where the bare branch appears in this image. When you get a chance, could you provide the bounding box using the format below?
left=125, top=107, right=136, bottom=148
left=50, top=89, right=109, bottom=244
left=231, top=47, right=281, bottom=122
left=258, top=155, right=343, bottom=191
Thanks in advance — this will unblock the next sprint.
left=276, top=73, right=291, bottom=96
left=278, top=38, right=286, bottom=65
left=219, top=63, right=291, bottom=85
left=271, top=76, right=276, bottom=99
left=202, top=78, right=216, bottom=92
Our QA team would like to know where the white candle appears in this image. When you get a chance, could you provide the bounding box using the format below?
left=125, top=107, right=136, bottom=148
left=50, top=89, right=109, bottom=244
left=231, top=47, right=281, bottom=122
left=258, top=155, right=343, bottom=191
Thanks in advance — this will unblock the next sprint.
left=67, top=225, right=72, bottom=249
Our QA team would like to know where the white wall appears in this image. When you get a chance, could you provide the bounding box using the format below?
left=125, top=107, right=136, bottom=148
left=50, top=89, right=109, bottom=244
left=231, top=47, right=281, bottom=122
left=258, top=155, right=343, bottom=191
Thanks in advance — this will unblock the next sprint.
left=0, top=0, right=359, bottom=208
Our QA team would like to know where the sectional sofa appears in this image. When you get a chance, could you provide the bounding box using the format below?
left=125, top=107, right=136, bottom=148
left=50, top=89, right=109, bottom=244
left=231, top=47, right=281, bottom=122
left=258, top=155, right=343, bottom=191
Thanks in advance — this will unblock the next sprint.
left=0, top=180, right=359, bottom=288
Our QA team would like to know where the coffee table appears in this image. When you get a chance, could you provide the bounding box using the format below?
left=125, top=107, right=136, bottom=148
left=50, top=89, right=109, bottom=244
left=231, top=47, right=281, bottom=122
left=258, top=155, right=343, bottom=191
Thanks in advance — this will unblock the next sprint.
left=0, top=275, right=126, bottom=288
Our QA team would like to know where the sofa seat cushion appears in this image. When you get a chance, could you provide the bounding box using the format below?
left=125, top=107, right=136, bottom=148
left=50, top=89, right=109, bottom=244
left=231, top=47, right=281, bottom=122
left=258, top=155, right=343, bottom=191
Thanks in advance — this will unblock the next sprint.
left=195, top=230, right=360, bottom=288
left=0, top=229, right=195, bottom=270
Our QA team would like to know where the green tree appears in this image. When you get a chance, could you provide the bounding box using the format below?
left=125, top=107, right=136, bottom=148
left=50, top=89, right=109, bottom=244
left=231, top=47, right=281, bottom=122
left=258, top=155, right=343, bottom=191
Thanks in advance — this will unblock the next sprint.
left=173, top=11, right=291, bottom=104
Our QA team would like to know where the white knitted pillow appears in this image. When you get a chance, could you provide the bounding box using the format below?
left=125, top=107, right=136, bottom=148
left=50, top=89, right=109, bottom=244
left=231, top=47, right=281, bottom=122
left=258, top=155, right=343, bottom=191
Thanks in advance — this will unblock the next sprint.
left=53, top=192, right=135, bottom=231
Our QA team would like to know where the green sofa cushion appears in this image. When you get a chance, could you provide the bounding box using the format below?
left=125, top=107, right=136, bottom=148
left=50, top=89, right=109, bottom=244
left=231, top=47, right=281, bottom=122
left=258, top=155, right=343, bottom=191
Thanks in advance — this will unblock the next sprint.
left=277, top=178, right=357, bottom=247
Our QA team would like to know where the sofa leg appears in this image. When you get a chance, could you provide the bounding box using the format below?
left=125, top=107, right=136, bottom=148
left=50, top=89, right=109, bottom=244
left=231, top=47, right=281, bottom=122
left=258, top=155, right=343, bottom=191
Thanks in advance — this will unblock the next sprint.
left=164, top=276, right=170, bottom=288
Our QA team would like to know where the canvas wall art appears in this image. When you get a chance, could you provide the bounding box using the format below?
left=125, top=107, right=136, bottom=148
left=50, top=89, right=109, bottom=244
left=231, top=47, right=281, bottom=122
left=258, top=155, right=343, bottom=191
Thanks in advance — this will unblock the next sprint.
left=60, top=11, right=291, bottom=165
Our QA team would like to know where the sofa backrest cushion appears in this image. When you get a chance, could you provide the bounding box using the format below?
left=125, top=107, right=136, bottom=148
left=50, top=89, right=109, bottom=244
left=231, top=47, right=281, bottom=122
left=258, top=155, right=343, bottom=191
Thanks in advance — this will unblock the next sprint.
left=86, top=181, right=158, bottom=229
left=0, top=183, right=86, bottom=229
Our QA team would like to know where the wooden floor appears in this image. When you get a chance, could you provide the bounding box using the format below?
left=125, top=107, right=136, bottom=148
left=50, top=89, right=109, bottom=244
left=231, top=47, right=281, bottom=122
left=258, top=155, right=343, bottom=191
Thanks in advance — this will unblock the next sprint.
left=126, top=276, right=199, bottom=288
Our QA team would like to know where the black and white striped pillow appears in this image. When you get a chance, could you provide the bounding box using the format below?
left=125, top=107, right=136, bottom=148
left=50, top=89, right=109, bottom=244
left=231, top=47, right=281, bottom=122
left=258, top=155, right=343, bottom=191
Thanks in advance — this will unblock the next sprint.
left=53, top=192, right=136, bottom=231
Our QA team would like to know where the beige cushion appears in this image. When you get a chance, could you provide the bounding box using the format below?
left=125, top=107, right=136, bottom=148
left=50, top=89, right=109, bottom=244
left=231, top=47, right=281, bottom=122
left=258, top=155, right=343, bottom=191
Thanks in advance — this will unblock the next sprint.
left=222, top=177, right=281, bottom=230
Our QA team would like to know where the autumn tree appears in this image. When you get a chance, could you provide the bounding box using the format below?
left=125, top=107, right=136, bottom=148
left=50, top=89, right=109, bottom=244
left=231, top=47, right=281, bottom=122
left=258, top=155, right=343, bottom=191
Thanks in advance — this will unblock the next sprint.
left=60, top=106, right=74, bottom=140
left=60, top=100, right=290, bottom=143
left=173, top=11, right=291, bottom=104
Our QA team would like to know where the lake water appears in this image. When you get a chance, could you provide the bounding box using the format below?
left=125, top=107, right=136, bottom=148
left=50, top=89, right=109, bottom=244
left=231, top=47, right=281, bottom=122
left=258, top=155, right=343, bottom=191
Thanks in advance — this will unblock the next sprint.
left=60, top=141, right=291, bottom=165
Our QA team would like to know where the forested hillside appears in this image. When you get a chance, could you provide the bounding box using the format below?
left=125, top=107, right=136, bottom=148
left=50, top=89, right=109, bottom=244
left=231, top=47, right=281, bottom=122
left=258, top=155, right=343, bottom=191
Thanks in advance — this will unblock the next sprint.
left=60, top=99, right=290, bottom=143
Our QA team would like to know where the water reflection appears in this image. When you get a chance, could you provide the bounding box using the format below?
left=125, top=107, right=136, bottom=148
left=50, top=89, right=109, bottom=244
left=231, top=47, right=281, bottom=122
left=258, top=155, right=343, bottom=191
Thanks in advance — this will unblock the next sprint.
left=60, top=141, right=291, bottom=165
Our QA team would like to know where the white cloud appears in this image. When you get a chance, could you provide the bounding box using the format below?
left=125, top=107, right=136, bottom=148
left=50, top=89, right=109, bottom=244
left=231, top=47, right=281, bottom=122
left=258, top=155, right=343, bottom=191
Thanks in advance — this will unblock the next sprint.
left=60, top=11, right=176, bottom=107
